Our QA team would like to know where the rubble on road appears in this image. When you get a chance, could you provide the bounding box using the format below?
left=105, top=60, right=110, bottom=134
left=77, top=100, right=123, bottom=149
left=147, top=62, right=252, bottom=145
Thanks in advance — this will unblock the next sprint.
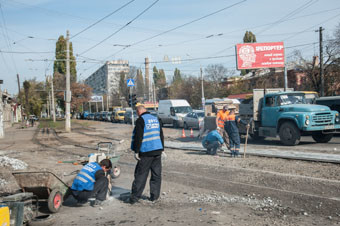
left=188, top=192, right=281, bottom=211
left=0, top=156, right=28, bottom=170
left=0, top=178, right=7, bottom=186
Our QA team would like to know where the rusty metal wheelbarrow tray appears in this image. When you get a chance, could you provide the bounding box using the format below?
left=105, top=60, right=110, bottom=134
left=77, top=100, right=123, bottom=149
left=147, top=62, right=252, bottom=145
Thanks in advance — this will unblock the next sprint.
left=12, top=171, right=69, bottom=213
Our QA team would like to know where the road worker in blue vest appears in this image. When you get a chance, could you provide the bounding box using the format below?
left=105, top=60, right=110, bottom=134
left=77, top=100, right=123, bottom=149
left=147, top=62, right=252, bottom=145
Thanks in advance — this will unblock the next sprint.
left=129, top=105, right=164, bottom=204
left=224, top=105, right=249, bottom=157
left=70, top=159, right=112, bottom=206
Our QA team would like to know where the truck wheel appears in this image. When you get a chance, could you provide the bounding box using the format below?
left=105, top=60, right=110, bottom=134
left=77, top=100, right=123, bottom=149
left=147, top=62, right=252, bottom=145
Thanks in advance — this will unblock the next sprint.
left=312, top=132, right=333, bottom=143
left=158, top=119, right=163, bottom=127
left=249, top=131, right=265, bottom=141
left=279, top=122, right=300, bottom=146
left=48, top=189, right=63, bottom=213
left=173, top=120, right=178, bottom=128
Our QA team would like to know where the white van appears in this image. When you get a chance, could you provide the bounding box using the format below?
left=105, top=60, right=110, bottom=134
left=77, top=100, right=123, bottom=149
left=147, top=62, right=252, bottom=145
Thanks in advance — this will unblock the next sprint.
left=157, top=99, right=192, bottom=127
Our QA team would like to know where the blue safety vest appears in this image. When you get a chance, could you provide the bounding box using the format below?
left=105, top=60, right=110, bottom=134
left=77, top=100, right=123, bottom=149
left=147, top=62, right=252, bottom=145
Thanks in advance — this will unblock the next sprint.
left=71, top=162, right=102, bottom=191
left=131, top=114, right=163, bottom=153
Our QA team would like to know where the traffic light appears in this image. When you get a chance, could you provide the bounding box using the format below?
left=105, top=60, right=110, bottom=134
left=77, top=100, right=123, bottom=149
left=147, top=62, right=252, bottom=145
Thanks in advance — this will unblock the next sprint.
left=129, top=94, right=137, bottom=108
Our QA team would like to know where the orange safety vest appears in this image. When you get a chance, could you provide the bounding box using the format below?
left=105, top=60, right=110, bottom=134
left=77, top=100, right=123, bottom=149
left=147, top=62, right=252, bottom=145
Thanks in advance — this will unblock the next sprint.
left=217, top=110, right=229, bottom=128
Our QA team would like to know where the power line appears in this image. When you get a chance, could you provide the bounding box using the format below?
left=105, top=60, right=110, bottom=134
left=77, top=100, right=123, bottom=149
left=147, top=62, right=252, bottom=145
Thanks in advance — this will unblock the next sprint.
left=110, top=0, right=247, bottom=58
left=70, top=0, right=136, bottom=40
left=79, top=0, right=160, bottom=56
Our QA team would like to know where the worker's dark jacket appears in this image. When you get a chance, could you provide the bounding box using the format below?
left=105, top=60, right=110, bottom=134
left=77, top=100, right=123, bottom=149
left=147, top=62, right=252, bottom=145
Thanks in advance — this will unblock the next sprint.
left=71, top=162, right=103, bottom=191
left=224, top=114, right=247, bottom=134
left=131, top=112, right=164, bottom=156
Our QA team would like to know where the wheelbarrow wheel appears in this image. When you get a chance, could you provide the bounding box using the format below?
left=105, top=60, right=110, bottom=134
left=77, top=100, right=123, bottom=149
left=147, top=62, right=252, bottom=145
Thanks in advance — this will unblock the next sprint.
left=48, top=189, right=63, bottom=213
left=111, top=166, right=121, bottom=179
left=28, top=215, right=55, bottom=226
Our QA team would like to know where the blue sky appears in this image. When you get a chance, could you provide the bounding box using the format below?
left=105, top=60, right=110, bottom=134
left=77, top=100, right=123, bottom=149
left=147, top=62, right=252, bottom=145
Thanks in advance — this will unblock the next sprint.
left=1, top=0, right=340, bottom=94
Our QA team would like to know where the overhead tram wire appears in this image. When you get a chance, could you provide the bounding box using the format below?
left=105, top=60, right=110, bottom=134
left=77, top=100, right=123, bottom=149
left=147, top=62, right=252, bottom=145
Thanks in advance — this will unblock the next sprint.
left=256, top=0, right=318, bottom=35
left=107, top=0, right=247, bottom=58
left=70, top=0, right=136, bottom=40
left=0, top=3, right=18, bottom=73
left=78, top=0, right=160, bottom=56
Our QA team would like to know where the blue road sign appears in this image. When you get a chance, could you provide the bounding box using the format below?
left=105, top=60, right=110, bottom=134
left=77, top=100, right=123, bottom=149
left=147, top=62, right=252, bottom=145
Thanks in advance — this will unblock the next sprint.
left=127, top=79, right=135, bottom=87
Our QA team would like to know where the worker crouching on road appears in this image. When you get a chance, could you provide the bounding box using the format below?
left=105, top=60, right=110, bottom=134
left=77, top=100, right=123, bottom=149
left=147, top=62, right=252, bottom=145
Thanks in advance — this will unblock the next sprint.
left=224, top=105, right=249, bottom=157
left=216, top=105, right=230, bottom=149
left=201, top=129, right=224, bottom=155
left=129, top=105, right=164, bottom=204
left=70, top=159, right=112, bottom=206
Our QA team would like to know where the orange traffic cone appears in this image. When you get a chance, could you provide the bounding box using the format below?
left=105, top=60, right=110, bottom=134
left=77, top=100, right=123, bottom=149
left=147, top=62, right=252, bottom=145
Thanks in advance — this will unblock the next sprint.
left=181, top=128, right=186, bottom=138
left=190, top=128, right=194, bottom=138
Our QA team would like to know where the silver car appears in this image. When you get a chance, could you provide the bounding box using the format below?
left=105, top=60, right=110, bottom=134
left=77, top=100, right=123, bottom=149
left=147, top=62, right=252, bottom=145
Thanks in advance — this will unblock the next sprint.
left=182, top=110, right=205, bottom=129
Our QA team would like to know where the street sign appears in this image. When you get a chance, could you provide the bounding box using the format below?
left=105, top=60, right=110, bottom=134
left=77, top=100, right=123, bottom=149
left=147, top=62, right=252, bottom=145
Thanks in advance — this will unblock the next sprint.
left=89, top=95, right=103, bottom=102
left=127, top=79, right=135, bottom=87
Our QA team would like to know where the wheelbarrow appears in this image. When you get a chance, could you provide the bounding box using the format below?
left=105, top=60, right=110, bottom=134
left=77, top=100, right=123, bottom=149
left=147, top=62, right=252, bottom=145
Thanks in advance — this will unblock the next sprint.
left=12, top=171, right=69, bottom=213
left=93, top=141, right=121, bottom=179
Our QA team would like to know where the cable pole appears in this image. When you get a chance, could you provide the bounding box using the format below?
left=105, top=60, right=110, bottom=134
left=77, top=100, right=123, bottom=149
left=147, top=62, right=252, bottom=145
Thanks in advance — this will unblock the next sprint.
left=0, top=82, right=3, bottom=138
left=17, top=74, right=24, bottom=128
left=50, top=76, right=56, bottom=122
left=318, top=27, right=325, bottom=97
left=65, top=30, right=71, bottom=132
left=200, top=67, right=205, bottom=109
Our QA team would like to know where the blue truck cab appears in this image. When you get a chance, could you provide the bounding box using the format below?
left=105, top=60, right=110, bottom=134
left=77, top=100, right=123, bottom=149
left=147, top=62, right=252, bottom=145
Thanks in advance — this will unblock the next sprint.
left=239, top=89, right=340, bottom=145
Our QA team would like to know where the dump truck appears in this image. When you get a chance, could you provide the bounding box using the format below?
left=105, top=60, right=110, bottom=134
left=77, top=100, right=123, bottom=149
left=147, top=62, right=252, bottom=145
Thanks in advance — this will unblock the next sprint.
left=239, top=88, right=340, bottom=145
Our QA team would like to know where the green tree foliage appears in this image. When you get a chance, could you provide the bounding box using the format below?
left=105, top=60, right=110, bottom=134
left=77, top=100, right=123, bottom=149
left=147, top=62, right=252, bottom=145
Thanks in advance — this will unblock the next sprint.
left=241, top=31, right=257, bottom=75
left=136, top=69, right=144, bottom=98
left=21, top=79, right=45, bottom=117
left=53, top=35, right=77, bottom=83
left=152, top=66, right=167, bottom=101
left=243, top=31, right=257, bottom=43
left=169, top=68, right=183, bottom=99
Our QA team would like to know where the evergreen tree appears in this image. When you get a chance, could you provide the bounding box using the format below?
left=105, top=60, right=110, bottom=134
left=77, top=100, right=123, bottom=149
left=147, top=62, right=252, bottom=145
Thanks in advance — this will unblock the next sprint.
left=53, top=35, right=77, bottom=83
left=173, top=68, right=182, bottom=82
left=136, top=69, right=144, bottom=98
left=241, top=31, right=257, bottom=75
left=243, top=31, right=257, bottom=43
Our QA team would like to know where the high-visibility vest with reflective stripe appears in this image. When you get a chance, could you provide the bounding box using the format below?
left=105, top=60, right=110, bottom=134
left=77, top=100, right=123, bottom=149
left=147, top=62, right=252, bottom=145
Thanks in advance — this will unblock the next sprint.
left=71, top=162, right=102, bottom=191
left=217, top=110, right=229, bottom=128
left=140, top=114, right=163, bottom=153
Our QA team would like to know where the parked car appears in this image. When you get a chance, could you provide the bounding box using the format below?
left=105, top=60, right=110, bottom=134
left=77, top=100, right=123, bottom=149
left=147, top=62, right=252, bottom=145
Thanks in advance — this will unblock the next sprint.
left=180, top=110, right=205, bottom=129
left=100, top=111, right=108, bottom=121
left=87, top=113, right=95, bottom=120
left=105, top=112, right=113, bottom=122
left=94, top=112, right=101, bottom=121
left=113, top=110, right=126, bottom=123
left=124, top=110, right=137, bottom=124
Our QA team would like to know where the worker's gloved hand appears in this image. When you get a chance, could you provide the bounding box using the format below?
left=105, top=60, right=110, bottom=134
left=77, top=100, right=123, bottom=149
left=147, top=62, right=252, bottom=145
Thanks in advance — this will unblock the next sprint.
left=134, top=153, right=140, bottom=161
left=161, top=152, right=167, bottom=160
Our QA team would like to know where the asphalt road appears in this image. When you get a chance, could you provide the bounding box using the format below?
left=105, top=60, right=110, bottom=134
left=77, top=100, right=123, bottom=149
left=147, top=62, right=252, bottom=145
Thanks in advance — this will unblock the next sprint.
left=162, top=126, right=340, bottom=154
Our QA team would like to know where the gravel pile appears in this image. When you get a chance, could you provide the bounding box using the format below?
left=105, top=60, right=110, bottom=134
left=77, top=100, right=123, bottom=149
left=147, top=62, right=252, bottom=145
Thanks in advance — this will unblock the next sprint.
left=188, top=192, right=281, bottom=211
left=0, top=156, right=28, bottom=170
left=0, top=178, right=7, bottom=186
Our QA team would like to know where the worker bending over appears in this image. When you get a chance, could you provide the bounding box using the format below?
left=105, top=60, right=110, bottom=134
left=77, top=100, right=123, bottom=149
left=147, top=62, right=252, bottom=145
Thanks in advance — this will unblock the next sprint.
left=202, top=129, right=224, bottom=155
left=70, top=159, right=112, bottom=206
left=224, top=105, right=249, bottom=157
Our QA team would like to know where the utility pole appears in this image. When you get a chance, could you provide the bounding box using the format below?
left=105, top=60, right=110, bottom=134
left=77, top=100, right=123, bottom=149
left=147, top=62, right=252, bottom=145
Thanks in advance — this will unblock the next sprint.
left=316, top=27, right=325, bottom=97
left=17, top=74, right=24, bottom=127
left=200, top=67, right=205, bottom=109
left=0, top=81, right=3, bottom=138
left=65, top=30, right=71, bottom=132
left=50, top=76, right=56, bottom=122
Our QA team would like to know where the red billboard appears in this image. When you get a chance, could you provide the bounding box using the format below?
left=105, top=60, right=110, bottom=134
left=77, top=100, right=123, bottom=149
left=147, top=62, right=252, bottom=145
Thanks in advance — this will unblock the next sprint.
left=236, top=42, right=285, bottom=70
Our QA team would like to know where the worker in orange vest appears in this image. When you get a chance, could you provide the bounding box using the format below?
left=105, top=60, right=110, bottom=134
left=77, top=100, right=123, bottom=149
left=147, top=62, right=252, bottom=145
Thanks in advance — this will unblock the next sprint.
left=215, top=105, right=230, bottom=149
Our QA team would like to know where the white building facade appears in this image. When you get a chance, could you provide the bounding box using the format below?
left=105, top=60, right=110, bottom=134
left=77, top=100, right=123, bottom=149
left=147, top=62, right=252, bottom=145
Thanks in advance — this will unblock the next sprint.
left=85, top=60, right=129, bottom=95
